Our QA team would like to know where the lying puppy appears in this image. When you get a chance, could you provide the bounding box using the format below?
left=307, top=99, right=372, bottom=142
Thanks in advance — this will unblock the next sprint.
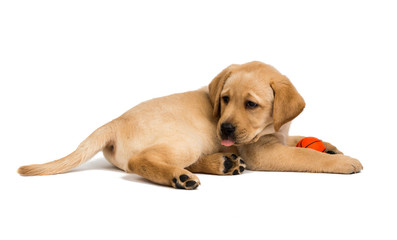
left=204, top=61, right=363, bottom=174
left=18, top=61, right=363, bottom=189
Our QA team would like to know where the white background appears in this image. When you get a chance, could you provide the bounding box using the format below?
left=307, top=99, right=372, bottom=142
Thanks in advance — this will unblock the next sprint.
left=1, top=0, right=396, bottom=239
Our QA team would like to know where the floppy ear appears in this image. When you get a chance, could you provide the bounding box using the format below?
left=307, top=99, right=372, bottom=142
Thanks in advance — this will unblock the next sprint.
left=208, top=65, right=236, bottom=117
left=271, top=76, right=305, bottom=131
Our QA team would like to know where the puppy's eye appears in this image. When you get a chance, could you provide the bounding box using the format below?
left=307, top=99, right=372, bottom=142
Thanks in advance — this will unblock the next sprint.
left=222, top=96, right=229, bottom=104
left=246, top=101, right=258, bottom=109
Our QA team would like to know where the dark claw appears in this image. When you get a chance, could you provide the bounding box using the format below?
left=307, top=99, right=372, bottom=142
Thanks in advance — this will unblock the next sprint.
left=231, top=154, right=238, bottom=160
left=327, top=150, right=337, bottom=154
left=239, top=166, right=245, bottom=173
left=233, top=169, right=239, bottom=175
left=240, top=159, right=245, bottom=164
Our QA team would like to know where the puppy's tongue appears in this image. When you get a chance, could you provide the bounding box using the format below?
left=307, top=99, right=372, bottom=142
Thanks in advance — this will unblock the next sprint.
left=221, top=139, right=235, bottom=147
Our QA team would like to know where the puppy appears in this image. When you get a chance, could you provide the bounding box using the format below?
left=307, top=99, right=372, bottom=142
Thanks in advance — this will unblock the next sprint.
left=18, top=73, right=247, bottom=190
left=18, top=61, right=362, bottom=190
left=207, top=61, right=363, bottom=173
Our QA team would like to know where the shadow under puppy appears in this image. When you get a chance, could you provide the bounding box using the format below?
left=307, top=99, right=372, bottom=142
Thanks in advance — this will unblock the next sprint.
left=18, top=61, right=363, bottom=189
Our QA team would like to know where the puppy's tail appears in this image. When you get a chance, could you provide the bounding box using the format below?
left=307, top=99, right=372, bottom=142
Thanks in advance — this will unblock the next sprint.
left=18, top=122, right=115, bottom=176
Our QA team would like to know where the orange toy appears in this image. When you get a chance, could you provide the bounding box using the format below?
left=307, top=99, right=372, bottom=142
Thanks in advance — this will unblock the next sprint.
left=296, top=137, right=326, bottom=153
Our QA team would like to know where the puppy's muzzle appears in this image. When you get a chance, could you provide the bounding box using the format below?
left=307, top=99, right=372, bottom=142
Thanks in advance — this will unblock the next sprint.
left=220, top=122, right=236, bottom=138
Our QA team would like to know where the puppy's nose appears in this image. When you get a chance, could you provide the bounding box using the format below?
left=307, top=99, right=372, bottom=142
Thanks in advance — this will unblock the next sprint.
left=221, top=123, right=236, bottom=136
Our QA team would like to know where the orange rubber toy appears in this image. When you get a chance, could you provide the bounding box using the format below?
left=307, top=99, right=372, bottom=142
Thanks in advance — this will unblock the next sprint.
left=296, top=137, right=326, bottom=153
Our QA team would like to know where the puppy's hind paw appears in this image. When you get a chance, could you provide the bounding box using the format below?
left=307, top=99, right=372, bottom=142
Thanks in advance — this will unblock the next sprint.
left=172, top=174, right=200, bottom=190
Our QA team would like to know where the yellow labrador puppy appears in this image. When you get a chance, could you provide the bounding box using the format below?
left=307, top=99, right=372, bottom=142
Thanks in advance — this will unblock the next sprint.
left=18, top=61, right=362, bottom=190
left=206, top=61, right=363, bottom=174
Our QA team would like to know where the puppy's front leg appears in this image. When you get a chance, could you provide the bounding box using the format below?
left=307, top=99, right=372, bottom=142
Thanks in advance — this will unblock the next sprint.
left=241, top=138, right=363, bottom=174
left=187, top=153, right=246, bottom=175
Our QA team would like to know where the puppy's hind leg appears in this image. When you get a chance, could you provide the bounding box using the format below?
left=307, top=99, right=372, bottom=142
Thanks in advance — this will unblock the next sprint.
left=127, top=145, right=200, bottom=190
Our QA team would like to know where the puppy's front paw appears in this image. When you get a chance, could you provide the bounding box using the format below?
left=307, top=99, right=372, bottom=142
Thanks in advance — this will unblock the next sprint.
left=332, top=156, right=363, bottom=174
left=223, top=154, right=246, bottom=175
left=172, top=174, right=200, bottom=190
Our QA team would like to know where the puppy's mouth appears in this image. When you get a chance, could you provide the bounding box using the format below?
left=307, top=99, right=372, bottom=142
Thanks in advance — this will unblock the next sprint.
left=221, top=138, right=236, bottom=147
left=219, top=128, right=237, bottom=146
left=220, top=134, right=259, bottom=147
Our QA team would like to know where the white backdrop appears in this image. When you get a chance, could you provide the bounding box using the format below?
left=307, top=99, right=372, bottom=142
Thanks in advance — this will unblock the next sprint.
left=1, top=1, right=396, bottom=239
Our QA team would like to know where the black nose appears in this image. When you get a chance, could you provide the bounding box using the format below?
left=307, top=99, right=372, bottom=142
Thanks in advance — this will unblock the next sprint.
left=221, top=123, right=236, bottom=136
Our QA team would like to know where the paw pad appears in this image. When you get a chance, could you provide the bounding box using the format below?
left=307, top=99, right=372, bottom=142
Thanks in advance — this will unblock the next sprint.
left=172, top=174, right=199, bottom=190
left=223, top=154, right=246, bottom=175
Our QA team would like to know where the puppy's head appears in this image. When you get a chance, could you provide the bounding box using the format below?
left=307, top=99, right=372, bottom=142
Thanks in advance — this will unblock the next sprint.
left=209, top=61, right=305, bottom=146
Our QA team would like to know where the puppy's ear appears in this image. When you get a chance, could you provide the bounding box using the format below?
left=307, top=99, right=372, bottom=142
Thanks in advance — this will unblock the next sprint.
left=208, top=65, right=236, bottom=117
left=271, top=76, right=305, bottom=131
